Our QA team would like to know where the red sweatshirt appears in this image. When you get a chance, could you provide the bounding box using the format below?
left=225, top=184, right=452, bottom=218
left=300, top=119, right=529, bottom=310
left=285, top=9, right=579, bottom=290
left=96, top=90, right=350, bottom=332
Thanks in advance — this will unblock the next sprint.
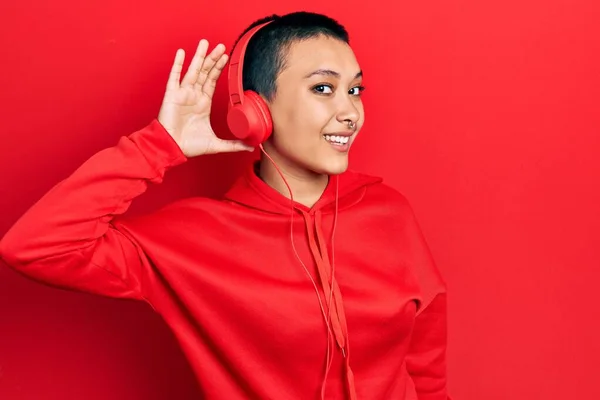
left=0, top=120, right=450, bottom=400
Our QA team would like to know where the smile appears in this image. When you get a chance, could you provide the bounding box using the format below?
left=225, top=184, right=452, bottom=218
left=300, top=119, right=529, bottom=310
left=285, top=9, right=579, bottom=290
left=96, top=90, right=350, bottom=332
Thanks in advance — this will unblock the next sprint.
left=323, top=135, right=350, bottom=145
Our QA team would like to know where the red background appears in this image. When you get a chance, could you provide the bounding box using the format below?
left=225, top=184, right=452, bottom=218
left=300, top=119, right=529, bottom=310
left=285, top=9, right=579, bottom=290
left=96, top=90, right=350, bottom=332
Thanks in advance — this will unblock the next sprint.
left=1, top=1, right=599, bottom=399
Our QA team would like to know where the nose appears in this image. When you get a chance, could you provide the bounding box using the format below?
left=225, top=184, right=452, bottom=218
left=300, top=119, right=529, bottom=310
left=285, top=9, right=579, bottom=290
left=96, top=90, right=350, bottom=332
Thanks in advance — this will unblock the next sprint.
left=336, top=93, right=360, bottom=128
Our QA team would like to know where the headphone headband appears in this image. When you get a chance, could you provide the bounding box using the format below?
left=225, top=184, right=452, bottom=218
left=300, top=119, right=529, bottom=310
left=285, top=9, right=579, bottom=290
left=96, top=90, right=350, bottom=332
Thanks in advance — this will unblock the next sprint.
left=227, top=21, right=273, bottom=107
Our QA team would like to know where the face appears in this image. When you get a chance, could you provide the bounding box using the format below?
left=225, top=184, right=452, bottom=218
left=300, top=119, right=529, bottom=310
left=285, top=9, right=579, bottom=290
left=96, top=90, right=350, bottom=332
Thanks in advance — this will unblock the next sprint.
left=263, top=35, right=365, bottom=177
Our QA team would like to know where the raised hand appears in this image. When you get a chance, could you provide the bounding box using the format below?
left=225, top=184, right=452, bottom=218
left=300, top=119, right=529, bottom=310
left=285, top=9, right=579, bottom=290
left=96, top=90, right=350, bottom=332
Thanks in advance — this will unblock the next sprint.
left=157, top=40, right=254, bottom=157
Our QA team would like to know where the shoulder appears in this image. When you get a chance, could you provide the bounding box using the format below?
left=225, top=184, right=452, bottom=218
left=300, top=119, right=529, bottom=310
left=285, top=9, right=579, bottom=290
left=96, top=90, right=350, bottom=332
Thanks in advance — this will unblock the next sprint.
left=350, top=171, right=447, bottom=307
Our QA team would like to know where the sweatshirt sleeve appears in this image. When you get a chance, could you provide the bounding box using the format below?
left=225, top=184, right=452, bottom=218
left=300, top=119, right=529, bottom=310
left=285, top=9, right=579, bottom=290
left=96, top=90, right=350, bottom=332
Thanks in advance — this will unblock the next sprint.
left=397, top=195, right=451, bottom=400
left=0, top=119, right=187, bottom=301
left=405, top=293, right=450, bottom=400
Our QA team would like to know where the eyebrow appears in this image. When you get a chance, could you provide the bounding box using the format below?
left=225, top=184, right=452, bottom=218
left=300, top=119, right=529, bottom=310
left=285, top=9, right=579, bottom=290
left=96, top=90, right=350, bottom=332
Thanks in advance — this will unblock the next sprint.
left=304, top=69, right=363, bottom=79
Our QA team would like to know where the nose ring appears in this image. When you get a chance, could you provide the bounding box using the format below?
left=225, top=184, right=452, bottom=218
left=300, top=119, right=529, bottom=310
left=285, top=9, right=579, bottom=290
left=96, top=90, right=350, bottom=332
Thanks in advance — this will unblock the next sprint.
left=348, top=121, right=355, bottom=130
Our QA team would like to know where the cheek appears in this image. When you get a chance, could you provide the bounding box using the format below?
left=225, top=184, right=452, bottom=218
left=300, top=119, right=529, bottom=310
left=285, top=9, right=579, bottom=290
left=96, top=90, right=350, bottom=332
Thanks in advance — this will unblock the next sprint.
left=274, top=98, right=333, bottom=141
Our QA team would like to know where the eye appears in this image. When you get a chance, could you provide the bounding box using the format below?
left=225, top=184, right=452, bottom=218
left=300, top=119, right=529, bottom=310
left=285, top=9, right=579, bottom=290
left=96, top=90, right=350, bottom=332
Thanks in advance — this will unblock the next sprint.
left=349, top=85, right=366, bottom=96
left=313, top=84, right=333, bottom=94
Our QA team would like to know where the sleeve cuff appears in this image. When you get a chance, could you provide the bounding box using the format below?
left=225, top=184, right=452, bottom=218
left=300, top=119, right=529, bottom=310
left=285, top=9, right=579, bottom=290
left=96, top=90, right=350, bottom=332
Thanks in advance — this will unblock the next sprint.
left=128, top=119, right=188, bottom=181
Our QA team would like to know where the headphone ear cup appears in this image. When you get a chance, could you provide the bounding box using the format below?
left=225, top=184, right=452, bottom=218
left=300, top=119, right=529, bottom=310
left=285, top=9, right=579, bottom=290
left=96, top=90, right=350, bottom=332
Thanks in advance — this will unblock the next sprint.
left=244, top=91, right=273, bottom=145
left=226, top=91, right=273, bottom=146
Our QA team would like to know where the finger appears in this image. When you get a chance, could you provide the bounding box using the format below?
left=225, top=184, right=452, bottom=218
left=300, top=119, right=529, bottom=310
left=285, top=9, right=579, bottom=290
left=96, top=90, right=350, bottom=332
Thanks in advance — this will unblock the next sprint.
left=211, top=138, right=255, bottom=154
left=181, top=39, right=209, bottom=87
left=166, top=49, right=185, bottom=90
left=201, top=53, right=229, bottom=99
left=195, top=43, right=226, bottom=88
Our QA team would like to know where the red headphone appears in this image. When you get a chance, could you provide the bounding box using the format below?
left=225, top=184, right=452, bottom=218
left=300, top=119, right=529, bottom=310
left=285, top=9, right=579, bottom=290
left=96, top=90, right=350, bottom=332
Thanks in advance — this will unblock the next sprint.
left=226, top=21, right=274, bottom=147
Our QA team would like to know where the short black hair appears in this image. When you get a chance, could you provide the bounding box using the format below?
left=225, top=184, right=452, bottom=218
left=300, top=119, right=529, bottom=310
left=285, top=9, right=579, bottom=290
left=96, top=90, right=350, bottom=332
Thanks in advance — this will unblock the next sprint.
left=231, top=11, right=350, bottom=101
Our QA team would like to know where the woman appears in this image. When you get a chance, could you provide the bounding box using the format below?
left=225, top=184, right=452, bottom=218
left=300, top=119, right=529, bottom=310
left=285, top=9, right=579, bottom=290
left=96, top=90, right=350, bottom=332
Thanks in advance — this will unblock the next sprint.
left=0, top=11, right=450, bottom=400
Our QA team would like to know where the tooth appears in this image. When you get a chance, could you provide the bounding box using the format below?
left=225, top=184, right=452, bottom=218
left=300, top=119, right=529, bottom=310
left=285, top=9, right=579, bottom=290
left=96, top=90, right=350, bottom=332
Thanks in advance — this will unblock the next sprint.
left=323, top=135, right=350, bottom=144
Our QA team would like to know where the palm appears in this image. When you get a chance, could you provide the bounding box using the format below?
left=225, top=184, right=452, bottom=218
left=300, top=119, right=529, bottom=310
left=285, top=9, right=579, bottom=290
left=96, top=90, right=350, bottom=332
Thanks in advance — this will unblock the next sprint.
left=158, top=40, right=254, bottom=157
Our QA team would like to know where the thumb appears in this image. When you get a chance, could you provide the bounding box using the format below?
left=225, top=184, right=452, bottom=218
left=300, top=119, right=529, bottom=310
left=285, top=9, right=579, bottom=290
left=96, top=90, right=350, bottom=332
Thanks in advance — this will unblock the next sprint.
left=211, top=138, right=255, bottom=154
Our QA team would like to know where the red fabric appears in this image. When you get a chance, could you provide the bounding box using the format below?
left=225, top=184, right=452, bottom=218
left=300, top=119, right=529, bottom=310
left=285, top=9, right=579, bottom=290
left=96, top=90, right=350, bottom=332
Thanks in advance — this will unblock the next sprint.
left=0, top=120, right=450, bottom=399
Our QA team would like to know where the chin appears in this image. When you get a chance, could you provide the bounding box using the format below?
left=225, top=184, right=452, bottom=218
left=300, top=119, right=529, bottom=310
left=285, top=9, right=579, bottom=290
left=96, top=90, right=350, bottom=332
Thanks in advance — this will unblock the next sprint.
left=313, top=159, right=349, bottom=176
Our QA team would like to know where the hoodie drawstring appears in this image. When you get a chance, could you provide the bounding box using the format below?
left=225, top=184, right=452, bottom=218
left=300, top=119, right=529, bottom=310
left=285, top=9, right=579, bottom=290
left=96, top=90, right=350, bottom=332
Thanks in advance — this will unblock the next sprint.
left=300, top=204, right=357, bottom=399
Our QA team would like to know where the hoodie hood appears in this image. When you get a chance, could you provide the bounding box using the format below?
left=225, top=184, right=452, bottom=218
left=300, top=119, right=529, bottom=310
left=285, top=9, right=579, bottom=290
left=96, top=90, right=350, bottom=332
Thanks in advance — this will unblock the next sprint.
left=223, top=162, right=383, bottom=214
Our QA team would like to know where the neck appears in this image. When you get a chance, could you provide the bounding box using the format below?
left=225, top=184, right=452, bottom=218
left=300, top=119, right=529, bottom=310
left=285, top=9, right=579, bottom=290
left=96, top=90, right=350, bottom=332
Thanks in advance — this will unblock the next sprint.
left=257, top=146, right=329, bottom=208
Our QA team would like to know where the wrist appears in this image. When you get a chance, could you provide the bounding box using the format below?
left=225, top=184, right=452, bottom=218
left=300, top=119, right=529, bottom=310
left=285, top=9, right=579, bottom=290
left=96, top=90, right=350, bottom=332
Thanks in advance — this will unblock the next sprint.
left=129, top=119, right=188, bottom=177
